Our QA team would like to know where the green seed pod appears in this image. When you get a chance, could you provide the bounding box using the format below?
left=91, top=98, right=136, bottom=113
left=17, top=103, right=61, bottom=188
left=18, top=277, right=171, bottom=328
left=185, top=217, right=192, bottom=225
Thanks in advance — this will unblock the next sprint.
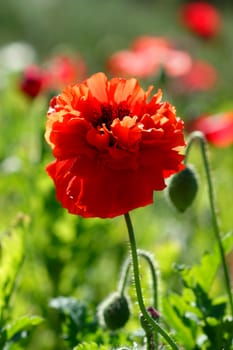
left=167, top=165, right=199, bottom=212
left=97, top=292, right=130, bottom=330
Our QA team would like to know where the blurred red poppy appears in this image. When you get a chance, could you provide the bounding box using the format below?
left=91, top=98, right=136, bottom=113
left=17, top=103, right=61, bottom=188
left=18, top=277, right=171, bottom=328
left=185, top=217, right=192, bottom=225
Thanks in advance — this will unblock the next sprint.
left=163, top=49, right=192, bottom=78
left=107, top=35, right=192, bottom=80
left=179, top=1, right=222, bottom=39
left=175, top=60, right=217, bottom=93
left=132, top=36, right=192, bottom=78
left=45, top=72, right=185, bottom=218
left=20, top=65, right=45, bottom=98
left=187, top=112, right=233, bottom=147
left=107, top=49, right=160, bottom=78
left=44, top=54, right=87, bottom=91
left=20, top=53, right=87, bottom=99
left=132, top=35, right=173, bottom=52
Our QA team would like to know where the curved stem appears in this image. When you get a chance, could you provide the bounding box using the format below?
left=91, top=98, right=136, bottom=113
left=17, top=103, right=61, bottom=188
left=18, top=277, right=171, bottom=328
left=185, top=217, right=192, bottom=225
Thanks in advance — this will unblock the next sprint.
left=118, top=249, right=159, bottom=349
left=185, top=131, right=233, bottom=316
left=118, top=256, right=131, bottom=296
left=138, top=250, right=159, bottom=311
left=124, top=213, right=179, bottom=350
left=118, top=249, right=159, bottom=311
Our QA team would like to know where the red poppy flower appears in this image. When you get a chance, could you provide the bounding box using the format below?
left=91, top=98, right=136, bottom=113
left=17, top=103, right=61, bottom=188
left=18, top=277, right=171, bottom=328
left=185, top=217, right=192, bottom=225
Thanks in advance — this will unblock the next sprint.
left=179, top=1, right=222, bottom=39
left=163, top=50, right=192, bottom=78
left=44, top=54, right=87, bottom=90
left=45, top=72, right=185, bottom=218
left=20, top=65, right=45, bottom=98
left=107, top=36, right=171, bottom=78
left=174, top=60, right=217, bottom=93
left=187, top=112, right=233, bottom=147
left=107, top=50, right=160, bottom=78
left=20, top=53, right=87, bottom=99
left=132, top=36, right=173, bottom=52
left=107, top=35, right=192, bottom=80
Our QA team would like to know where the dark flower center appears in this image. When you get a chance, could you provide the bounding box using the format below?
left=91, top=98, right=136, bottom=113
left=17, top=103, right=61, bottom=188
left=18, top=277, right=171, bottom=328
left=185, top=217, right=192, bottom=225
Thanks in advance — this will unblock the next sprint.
left=94, top=104, right=131, bottom=130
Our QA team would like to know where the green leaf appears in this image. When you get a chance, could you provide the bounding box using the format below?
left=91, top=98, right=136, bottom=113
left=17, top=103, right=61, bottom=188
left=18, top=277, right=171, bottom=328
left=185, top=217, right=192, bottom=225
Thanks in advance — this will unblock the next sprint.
left=222, top=231, right=233, bottom=254
left=162, top=293, right=197, bottom=349
left=0, top=215, right=29, bottom=317
left=176, top=231, right=233, bottom=292
left=49, top=296, right=98, bottom=347
left=6, top=316, right=44, bottom=341
left=0, top=328, right=7, bottom=348
left=203, top=317, right=233, bottom=349
left=73, top=342, right=109, bottom=350
left=163, top=232, right=233, bottom=349
left=74, top=344, right=136, bottom=350
left=192, top=284, right=226, bottom=319
left=49, top=297, right=87, bottom=327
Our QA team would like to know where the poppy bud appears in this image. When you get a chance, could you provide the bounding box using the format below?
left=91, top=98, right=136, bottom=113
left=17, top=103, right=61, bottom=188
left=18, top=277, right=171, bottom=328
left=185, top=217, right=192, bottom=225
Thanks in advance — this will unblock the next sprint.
left=97, top=292, right=130, bottom=330
left=147, top=306, right=160, bottom=319
left=20, top=65, right=44, bottom=99
left=167, top=165, right=198, bottom=212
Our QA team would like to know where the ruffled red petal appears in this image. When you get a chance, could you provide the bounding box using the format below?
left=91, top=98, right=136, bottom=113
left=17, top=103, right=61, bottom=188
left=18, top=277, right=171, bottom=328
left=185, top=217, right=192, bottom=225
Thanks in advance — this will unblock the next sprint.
left=46, top=159, right=163, bottom=218
left=45, top=72, right=185, bottom=218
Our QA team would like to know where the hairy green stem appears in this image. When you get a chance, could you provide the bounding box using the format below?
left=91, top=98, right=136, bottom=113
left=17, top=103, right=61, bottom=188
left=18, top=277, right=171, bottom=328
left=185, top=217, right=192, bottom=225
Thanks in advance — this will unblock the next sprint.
left=124, top=212, right=179, bottom=350
left=118, top=256, right=131, bottom=296
left=118, top=249, right=159, bottom=310
left=185, top=131, right=233, bottom=316
left=118, top=249, right=159, bottom=349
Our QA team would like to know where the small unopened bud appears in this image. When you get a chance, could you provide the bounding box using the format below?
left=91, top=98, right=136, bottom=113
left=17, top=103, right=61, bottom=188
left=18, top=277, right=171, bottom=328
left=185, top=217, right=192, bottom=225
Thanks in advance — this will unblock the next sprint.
left=167, top=165, right=198, bottom=212
left=140, top=306, right=160, bottom=332
left=147, top=306, right=160, bottom=319
left=20, top=65, right=44, bottom=99
left=97, top=292, right=131, bottom=330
